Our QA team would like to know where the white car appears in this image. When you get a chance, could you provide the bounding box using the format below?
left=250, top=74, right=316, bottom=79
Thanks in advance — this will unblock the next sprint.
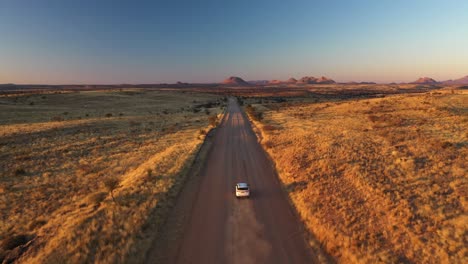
left=235, top=183, right=250, bottom=198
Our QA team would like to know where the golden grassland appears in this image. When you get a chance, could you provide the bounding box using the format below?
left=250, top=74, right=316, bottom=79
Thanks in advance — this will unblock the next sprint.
left=0, top=89, right=224, bottom=263
left=246, top=88, right=467, bottom=263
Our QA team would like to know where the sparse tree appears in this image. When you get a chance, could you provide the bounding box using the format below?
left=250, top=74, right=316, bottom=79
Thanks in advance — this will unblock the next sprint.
left=104, top=177, right=119, bottom=204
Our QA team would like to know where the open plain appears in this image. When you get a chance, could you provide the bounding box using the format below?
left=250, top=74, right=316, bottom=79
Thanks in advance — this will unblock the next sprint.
left=0, top=84, right=466, bottom=264
left=244, top=86, right=467, bottom=263
left=0, top=89, right=224, bottom=263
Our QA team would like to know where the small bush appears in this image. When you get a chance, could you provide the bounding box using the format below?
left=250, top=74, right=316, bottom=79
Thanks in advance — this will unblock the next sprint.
left=264, top=140, right=274, bottom=149
left=246, top=105, right=263, bottom=121
left=28, top=219, right=47, bottom=231
left=208, top=115, right=218, bottom=127
left=199, top=129, right=207, bottom=135
left=263, top=125, right=277, bottom=131
left=103, top=177, right=120, bottom=204
left=105, top=113, right=112, bottom=118
left=86, top=192, right=107, bottom=205
left=14, top=168, right=26, bottom=176
left=367, top=115, right=377, bottom=123
left=1, top=234, right=30, bottom=251
left=51, top=116, right=64, bottom=122
left=129, top=120, right=140, bottom=126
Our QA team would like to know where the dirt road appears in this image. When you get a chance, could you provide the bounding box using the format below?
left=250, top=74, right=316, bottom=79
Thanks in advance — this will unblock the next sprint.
left=149, top=98, right=321, bottom=264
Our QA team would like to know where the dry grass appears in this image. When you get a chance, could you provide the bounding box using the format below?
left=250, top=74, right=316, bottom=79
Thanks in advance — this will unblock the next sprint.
left=0, top=89, right=224, bottom=263
left=247, top=88, right=467, bottom=263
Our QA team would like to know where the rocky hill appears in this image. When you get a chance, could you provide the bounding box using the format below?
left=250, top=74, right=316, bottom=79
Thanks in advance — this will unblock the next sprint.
left=298, top=76, right=318, bottom=84
left=316, top=76, right=336, bottom=84
left=411, top=77, right=438, bottom=84
left=442, top=75, right=468, bottom=85
left=298, top=76, right=335, bottom=84
left=222, top=76, right=249, bottom=86
left=268, top=80, right=283, bottom=85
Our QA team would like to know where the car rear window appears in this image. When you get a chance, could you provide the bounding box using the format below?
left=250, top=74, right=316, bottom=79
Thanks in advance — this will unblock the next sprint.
left=238, top=187, right=249, bottom=190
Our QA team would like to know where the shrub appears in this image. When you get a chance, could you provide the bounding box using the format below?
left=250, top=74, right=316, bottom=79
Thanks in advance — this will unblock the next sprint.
left=103, top=177, right=119, bottom=204
left=263, top=125, right=277, bottom=131
left=1, top=234, right=30, bottom=250
left=86, top=192, right=107, bottom=205
left=105, top=113, right=112, bottom=118
left=14, top=168, right=26, bottom=176
left=51, top=116, right=64, bottom=122
left=129, top=120, right=140, bottom=126
left=28, top=219, right=47, bottom=231
left=264, top=140, right=274, bottom=149
left=246, top=105, right=263, bottom=121
left=199, top=129, right=207, bottom=135
left=208, top=115, right=218, bottom=127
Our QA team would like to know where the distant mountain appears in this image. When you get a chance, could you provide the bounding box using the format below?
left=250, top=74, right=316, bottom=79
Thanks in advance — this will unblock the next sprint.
left=0, top=83, right=17, bottom=90
left=297, top=76, right=335, bottom=84
left=222, top=76, right=249, bottom=86
left=411, top=77, right=438, bottom=84
left=442, top=75, right=468, bottom=85
left=267, top=78, right=298, bottom=85
left=248, top=80, right=269, bottom=85
left=343, top=81, right=376, bottom=85
left=316, top=76, right=336, bottom=84
left=268, top=80, right=283, bottom=85
left=298, top=76, right=318, bottom=84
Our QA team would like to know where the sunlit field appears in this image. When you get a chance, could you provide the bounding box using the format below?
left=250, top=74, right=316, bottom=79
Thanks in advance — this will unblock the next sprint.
left=0, top=89, right=224, bottom=263
left=246, top=87, right=467, bottom=263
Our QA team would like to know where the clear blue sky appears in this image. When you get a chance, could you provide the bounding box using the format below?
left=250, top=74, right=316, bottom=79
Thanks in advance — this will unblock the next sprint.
left=1, top=0, right=467, bottom=84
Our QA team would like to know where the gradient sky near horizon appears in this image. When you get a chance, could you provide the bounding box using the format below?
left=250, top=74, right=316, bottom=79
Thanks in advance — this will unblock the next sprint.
left=1, top=0, right=467, bottom=84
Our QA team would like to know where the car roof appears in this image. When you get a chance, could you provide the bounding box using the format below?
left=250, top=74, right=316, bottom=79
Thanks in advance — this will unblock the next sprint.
left=237, top=183, right=249, bottom=187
